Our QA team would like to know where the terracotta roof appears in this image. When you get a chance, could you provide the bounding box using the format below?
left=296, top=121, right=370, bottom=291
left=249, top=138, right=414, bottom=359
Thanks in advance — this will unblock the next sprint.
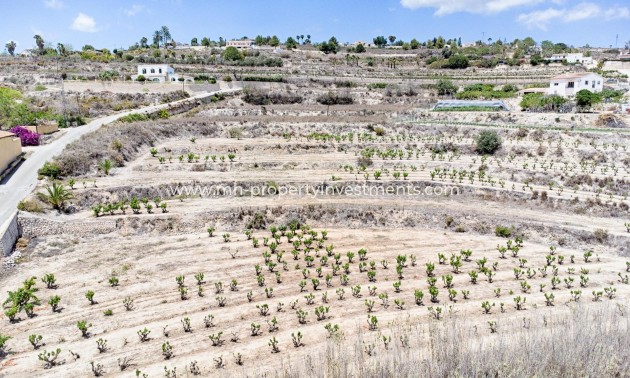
left=550, top=72, right=598, bottom=81
left=0, top=130, right=17, bottom=139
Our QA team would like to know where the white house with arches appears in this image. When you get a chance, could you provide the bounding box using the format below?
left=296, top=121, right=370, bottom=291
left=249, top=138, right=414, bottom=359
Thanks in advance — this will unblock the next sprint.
left=132, top=64, right=193, bottom=83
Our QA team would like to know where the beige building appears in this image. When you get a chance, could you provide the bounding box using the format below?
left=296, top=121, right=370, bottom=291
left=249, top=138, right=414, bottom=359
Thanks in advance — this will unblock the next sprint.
left=226, top=40, right=254, bottom=49
left=0, top=131, right=23, bottom=175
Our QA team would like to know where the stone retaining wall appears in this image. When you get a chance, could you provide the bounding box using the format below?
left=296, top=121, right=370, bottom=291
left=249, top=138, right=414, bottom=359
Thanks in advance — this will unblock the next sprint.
left=18, top=213, right=118, bottom=239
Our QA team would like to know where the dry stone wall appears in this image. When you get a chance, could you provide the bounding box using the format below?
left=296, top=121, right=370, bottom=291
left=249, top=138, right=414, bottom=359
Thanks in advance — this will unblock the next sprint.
left=18, top=213, right=118, bottom=239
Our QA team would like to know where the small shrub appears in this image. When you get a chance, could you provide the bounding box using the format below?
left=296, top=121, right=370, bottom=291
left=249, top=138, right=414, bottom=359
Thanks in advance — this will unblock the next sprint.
left=118, top=113, right=149, bottom=123
left=495, top=226, right=512, bottom=238
left=38, top=161, right=62, bottom=179
left=475, top=130, right=502, bottom=155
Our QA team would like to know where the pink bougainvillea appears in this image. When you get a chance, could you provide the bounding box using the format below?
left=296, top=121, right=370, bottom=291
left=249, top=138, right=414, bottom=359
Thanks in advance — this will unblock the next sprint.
left=9, top=126, right=40, bottom=146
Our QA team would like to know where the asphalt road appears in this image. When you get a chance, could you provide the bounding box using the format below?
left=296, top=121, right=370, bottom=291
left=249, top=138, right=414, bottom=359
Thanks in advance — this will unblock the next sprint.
left=0, top=88, right=240, bottom=226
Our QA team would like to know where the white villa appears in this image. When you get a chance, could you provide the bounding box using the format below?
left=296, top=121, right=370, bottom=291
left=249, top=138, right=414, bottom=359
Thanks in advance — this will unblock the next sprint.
left=548, top=53, right=593, bottom=65
left=548, top=72, right=603, bottom=97
left=226, top=40, right=254, bottom=49
left=132, top=64, right=193, bottom=83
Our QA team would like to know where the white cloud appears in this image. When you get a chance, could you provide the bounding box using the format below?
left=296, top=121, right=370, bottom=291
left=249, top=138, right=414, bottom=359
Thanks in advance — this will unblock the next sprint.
left=603, top=6, right=630, bottom=20
left=517, top=8, right=563, bottom=30
left=44, top=0, right=63, bottom=9
left=564, top=2, right=599, bottom=21
left=71, top=13, right=98, bottom=33
left=517, top=2, right=630, bottom=29
left=400, top=0, right=543, bottom=15
left=124, top=4, right=144, bottom=16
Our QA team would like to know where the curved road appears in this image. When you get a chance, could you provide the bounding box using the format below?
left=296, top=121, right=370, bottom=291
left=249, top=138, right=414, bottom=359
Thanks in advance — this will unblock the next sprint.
left=0, top=88, right=241, bottom=227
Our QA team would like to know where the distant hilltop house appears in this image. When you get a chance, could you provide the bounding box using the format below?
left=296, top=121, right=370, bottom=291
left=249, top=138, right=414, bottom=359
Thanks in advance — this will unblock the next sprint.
left=547, top=53, right=593, bottom=65
left=131, top=64, right=193, bottom=83
left=226, top=40, right=254, bottom=49
left=548, top=72, right=603, bottom=97
left=351, top=41, right=369, bottom=47
left=0, top=131, right=22, bottom=176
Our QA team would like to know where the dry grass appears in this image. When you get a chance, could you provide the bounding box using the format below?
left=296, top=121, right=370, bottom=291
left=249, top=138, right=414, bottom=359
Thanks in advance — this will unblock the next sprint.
left=277, top=303, right=629, bottom=378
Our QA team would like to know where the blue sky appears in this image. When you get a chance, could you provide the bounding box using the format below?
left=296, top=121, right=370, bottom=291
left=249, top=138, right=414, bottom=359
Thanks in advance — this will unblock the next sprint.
left=2, top=0, right=629, bottom=52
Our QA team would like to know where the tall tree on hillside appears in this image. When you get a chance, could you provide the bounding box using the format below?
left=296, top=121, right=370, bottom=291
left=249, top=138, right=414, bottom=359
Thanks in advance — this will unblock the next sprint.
left=139, top=37, right=149, bottom=48
left=300, top=34, right=304, bottom=44
left=33, top=34, right=45, bottom=55
left=5, top=41, right=16, bottom=56
left=161, top=26, right=171, bottom=47
left=388, top=35, right=396, bottom=44
left=57, top=43, right=67, bottom=57
left=191, top=37, right=198, bottom=46
left=153, top=30, right=163, bottom=48
left=201, top=37, right=210, bottom=47
left=373, top=36, right=387, bottom=48
left=269, top=35, right=280, bottom=47
left=285, top=37, right=298, bottom=50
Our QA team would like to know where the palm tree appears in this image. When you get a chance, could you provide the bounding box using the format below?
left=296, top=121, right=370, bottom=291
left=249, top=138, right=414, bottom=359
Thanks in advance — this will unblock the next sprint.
left=57, top=43, right=67, bottom=57
left=153, top=30, right=163, bottom=48
left=5, top=41, right=16, bottom=56
left=161, top=26, right=171, bottom=48
left=33, top=35, right=45, bottom=55
left=37, top=182, right=73, bottom=211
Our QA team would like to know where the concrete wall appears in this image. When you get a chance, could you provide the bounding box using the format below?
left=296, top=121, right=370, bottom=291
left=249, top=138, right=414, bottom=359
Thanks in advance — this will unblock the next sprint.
left=0, top=212, right=19, bottom=256
left=602, top=60, right=630, bottom=76
left=0, top=135, right=22, bottom=175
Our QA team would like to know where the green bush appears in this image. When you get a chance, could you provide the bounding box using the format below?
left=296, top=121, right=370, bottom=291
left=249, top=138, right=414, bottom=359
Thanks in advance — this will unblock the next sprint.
left=520, top=93, right=566, bottom=111
left=157, top=109, right=170, bottom=119
left=194, top=75, right=217, bottom=83
left=38, top=161, right=62, bottom=179
left=445, top=55, right=469, bottom=69
left=455, top=83, right=517, bottom=100
left=118, top=113, right=149, bottom=123
left=223, top=46, right=243, bottom=61
left=436, top=79, right=457, bottom=96
left=241, top=76, right=284, bottom=82
left=475, top=130, right=502, bottom=155
left=335, top=81, right=357, bottom=88
left=367, top=83, right=387, bottom=89
left=576, top=89, right=595, bottom=109
left=495, top=226, right=512, bottom=238
left=58, top=115, right=86, bottom=128
left=316, top=92, right=353, bottom=105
